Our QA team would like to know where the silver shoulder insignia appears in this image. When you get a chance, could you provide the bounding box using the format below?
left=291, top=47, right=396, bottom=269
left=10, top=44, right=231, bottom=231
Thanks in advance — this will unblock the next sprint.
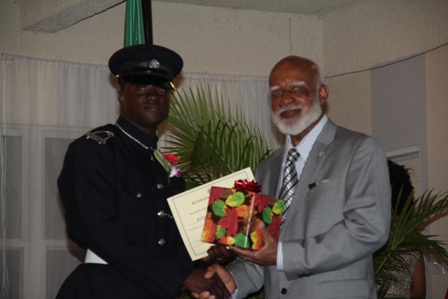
left=85, top=131, right=114, bottom=145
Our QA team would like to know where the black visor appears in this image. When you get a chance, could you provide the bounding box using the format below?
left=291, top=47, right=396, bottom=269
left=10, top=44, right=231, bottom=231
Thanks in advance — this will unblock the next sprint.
left=118, top=67, right=175, bottom=90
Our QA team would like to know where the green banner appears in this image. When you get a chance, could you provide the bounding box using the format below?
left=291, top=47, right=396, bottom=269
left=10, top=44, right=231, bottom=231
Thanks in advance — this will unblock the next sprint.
left=124, top=0, right=145, bottom=47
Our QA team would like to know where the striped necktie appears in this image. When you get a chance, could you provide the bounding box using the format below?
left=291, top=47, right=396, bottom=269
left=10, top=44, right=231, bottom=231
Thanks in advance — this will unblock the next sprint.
left=279, top=148, right=300, bottom=225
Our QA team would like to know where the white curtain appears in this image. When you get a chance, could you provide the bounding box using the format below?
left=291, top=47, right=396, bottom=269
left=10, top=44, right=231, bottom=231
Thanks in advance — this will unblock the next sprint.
left=0, top=54, right=280, bottom=299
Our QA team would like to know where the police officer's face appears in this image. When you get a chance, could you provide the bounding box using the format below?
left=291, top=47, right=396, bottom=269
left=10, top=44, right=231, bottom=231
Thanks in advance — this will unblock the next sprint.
left=118, top=83, right=170, bottom=135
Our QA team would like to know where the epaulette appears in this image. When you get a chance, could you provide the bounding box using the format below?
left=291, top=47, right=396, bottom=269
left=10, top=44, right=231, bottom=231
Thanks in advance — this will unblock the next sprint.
left=85, top=131, right=114, bottom=145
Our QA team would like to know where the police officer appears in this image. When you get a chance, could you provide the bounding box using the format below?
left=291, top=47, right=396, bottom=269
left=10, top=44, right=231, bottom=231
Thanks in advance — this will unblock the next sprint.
left=56, top=44, right=230, bottom=299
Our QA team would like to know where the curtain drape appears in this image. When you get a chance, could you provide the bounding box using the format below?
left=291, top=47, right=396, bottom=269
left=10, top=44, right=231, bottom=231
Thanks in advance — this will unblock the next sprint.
left=0, top=54, right=280, bottom=299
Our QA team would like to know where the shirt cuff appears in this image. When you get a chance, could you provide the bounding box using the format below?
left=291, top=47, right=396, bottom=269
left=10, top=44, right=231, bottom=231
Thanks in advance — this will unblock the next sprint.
left=229, top=270, right=238, bottom=299
left=277, top=241, right=284, bottom=271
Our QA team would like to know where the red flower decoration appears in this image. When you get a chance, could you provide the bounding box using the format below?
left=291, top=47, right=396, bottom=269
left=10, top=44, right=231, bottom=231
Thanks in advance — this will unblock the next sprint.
left=164, top=154, right=179, bottom=164
left=234, top=179, right=262, bottom=193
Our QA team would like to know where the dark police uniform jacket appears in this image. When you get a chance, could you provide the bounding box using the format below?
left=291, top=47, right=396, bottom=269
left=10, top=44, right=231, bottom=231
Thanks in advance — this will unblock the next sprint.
left=56, top=116, right=192, bottom=299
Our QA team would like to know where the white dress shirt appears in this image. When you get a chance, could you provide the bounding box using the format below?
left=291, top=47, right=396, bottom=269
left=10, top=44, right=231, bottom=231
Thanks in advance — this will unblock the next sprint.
left=277, top=114, right=328, bottom=271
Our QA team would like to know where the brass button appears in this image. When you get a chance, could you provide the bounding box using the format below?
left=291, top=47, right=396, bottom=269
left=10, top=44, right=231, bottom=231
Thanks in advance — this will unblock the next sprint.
left=136, top=193, right=143, bottom=198
left=157, top=183, right=164, bottom=189
left=158, top=239, right=165, bottom=246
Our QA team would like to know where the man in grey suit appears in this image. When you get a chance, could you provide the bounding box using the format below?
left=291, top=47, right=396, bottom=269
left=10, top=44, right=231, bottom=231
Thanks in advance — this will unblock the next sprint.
left=197, top=56, right=391, bottom=299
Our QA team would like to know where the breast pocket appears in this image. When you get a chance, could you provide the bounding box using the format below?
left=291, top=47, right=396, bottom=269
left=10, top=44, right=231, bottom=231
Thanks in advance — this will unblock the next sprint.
left=305, top=179, right=345, bottom=232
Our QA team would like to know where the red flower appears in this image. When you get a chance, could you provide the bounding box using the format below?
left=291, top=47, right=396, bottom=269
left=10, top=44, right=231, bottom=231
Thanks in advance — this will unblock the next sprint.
left=164, top=154, right=179, bottom=164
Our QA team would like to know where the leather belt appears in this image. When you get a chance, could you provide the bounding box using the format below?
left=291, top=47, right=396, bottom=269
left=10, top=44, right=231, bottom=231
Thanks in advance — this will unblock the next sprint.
left=85, top=249, right=108, bottom=264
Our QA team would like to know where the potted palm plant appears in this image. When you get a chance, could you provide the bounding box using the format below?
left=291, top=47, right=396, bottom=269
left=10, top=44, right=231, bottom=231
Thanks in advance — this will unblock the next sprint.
left=374, top=189, right=448, bottom=298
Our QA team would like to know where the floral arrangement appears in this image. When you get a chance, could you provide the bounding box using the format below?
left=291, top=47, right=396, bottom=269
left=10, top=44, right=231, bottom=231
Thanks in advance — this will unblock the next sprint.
left=202, top=179, right=284, bottom=250
left=164, top=153, right=181, bottom=178
left=154, top=150, right=181, bottom=178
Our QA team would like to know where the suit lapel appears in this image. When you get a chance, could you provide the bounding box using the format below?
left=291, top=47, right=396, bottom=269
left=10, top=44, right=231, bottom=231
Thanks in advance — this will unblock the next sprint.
left=281, top=119, right=338, bottom=231
left=261, top=147, right=284, bottom=196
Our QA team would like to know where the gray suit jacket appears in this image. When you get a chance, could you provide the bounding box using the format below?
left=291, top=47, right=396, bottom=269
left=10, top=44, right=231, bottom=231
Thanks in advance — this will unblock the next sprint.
left=228, top=118, right=391, bottom=299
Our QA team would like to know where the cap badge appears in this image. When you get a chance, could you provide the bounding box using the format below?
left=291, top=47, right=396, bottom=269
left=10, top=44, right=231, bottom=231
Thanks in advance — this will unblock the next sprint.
left=149, top=59, right=160, bottom=69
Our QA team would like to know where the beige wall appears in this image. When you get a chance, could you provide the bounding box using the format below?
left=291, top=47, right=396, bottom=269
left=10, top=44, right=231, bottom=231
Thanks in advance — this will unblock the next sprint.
left=323, top=0, right=448, bottom=76
left=2, top=0, right=447, bottom=77
left=2, top=0, right=447, bottom=76
left=0, top=0, right=323, bottom=76
left=426, top=45, right=448, bottom=299
left=325, top=71, right=371, bottom=135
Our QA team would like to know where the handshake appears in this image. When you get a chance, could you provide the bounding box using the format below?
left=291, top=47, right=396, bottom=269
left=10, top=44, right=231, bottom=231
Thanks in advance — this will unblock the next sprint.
left=187, top=221, right=278, bottom=299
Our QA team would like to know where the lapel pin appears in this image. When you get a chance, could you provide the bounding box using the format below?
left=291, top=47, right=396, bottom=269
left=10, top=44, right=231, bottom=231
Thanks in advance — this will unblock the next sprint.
left=316, top=151, right=325, bottom=162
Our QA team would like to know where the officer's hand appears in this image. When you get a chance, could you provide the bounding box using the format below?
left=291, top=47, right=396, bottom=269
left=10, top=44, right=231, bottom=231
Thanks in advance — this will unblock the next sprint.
left=184, top=269, right=231, bottom=299
left=191, top=264, right=236, bottom=299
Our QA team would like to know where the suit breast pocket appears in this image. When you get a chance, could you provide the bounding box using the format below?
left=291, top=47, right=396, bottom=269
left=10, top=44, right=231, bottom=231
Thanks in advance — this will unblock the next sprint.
left=305, top=179, right=345, bottom=231
left=306, top=178, right=338, bottom=205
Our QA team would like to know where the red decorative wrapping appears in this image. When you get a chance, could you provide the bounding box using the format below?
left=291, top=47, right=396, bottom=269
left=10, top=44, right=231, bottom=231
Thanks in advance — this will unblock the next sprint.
left=234, top=179, right=262, bottom=193
left=201, top=183, right=284, bottom=250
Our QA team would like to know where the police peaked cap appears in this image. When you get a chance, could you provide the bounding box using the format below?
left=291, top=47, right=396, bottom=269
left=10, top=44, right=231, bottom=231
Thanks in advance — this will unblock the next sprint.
left=108, top=44, right=183, bottom=90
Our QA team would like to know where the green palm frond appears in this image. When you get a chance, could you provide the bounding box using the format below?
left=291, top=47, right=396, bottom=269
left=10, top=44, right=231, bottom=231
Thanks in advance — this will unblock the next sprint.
left=374, top=190, right=448, bottom=298
left=165, top=85, right=272, bottom=189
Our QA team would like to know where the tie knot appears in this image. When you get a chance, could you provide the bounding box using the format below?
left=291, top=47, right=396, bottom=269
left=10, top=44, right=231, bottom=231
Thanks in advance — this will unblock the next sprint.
left=287, top=148, right=299, bottom=162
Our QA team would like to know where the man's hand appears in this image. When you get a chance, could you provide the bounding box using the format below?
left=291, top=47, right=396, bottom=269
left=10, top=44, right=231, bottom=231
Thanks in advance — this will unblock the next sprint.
left=202, top=245, right=236, bottom=264
left=183, top=269, right=231, bottom=299
left=231, top=222, right=278, bottom=266
left=191, top=264, right=236, bottom=299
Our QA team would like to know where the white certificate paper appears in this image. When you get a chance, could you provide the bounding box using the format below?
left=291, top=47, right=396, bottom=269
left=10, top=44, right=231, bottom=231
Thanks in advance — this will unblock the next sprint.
left=167, top=167, right=255, bottom=261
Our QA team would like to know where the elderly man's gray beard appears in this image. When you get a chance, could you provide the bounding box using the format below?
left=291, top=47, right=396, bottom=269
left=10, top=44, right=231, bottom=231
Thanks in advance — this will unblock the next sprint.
left=271, top=97, right=322, bottom=136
